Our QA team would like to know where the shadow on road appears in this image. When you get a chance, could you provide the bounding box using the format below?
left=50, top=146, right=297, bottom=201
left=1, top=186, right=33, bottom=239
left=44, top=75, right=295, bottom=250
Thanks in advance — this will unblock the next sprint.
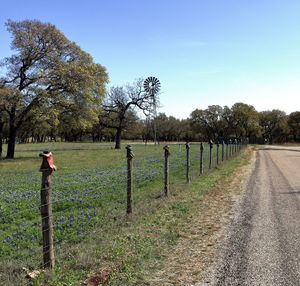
left=279, top=191, right=300, bottom=194
left=258, top=147, right=300, bottom=153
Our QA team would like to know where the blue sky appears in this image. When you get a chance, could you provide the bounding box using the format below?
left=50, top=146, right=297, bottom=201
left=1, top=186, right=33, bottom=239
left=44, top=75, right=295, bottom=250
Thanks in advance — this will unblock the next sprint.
left=1, top=0, right=300, bottom=118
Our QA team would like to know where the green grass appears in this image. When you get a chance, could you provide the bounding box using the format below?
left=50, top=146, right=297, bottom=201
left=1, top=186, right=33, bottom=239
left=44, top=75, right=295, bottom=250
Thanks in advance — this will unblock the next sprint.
left=0, top=142, right=247, bottom=286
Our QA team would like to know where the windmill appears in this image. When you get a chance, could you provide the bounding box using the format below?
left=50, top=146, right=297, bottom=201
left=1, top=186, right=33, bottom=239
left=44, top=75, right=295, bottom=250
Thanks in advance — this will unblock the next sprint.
left=143, top=77, right=161, bottom=144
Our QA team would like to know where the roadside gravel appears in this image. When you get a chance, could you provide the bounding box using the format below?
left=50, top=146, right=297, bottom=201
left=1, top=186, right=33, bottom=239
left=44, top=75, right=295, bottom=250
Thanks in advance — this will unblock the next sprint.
left=202, top=146, right=300, bottom=286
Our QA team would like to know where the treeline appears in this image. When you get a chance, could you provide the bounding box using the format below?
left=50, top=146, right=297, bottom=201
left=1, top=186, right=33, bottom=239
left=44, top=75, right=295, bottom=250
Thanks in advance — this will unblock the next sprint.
left=190, top=103, right=300, bottom=144
left=1, top=19, right=300, bottom=159
left=0, top=101, right=300, bottom=147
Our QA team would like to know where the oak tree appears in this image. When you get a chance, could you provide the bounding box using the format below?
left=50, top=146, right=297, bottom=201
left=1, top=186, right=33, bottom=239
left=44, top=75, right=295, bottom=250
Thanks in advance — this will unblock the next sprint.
left=0, top=19, right=108, bottom=158
left=99, top=79, right=157, bottom=149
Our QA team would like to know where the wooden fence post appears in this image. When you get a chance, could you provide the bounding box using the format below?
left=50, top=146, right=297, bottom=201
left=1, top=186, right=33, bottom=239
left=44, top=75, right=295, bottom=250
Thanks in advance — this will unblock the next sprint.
left=209, top=140, right=213, bottom=169
left=39, top=150, right=56, bottom=268
left=200, top=142, right=204, bottom=175
left=222, top=141, right=224, bottom=162
left=216, top=142, right=219, bottom=165
left=126, top=145, right=134, bottom=214
left=225, top=142, right=228, bottom=160
left=234, top=139, right=237, bottom=154
left=163, top=145, right=170, bottom=196
left=186, top=143, right=190, bottom=183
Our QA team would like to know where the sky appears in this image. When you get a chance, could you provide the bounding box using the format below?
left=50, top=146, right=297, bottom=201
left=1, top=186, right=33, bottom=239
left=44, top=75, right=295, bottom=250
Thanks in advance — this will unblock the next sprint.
left=1, top=0, right=300, bottom=119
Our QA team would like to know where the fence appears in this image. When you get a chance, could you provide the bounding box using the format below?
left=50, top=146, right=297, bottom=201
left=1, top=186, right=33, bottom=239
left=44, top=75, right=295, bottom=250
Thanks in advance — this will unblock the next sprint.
left=0, top=139, right=248, bottom=283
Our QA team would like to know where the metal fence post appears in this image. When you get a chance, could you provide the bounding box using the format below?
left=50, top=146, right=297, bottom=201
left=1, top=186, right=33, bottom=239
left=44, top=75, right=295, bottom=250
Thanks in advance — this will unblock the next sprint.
left=186, top=142, right=190, bottom=183
left=126, top=145, right=134, bottom=214
left=39, top=150, right=56, bottom=268
left=200, top=142, right=204, bottom=175
left=163, top=145, right=170, bottom=196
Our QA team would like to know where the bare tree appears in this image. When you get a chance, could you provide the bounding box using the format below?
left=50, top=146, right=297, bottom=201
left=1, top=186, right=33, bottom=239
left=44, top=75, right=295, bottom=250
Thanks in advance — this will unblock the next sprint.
left=99, top=79, right=157, bottom=149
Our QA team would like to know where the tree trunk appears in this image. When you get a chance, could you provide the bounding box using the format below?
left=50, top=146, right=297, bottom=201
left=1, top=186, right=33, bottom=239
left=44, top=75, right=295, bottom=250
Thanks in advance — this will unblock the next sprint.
left=0, top=115, right=3, bottom=158
left=6, top=109, right=17, bottom=159
left=115, top=127, right=122, bottom=149
left=6, top=126, right=16, bottom=159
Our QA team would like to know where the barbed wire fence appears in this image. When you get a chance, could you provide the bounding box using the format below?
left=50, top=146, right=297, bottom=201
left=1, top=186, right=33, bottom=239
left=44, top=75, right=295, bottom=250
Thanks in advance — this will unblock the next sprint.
left=0, top=139, right=248, bottom=284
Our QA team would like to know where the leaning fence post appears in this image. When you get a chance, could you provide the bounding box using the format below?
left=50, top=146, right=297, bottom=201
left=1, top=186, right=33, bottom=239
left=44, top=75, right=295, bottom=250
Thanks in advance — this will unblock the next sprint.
left=163, top=145, right=170, bottom=196
left=39, top=150, right=56, bottom=269
left=186, top=142, right=190, bottom=183
left=209, top=140, right=213, bottom=169
left=200, top=142, right=204, bottom=175
left=126, top=145, right=134, bottom=214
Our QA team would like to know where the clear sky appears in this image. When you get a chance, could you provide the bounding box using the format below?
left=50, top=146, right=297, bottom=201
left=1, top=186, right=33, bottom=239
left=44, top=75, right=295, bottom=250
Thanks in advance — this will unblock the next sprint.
left=1, top=0, right=300, bottom=118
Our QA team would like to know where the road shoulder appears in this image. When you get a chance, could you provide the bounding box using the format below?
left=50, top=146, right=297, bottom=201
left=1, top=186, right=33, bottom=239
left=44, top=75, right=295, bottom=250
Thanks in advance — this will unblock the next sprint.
left=141, top=147, right=255, bottom=286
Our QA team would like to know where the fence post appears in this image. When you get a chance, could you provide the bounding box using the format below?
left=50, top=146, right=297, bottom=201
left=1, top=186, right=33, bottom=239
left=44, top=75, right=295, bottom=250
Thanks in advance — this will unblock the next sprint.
left=229, top=140, right=232, bottom=157
left=226, top=141, right=228, bottom=160
left=222, top=141, right=224, bottom=162
left=200, top=142, right=204, bottom=175
left=233, top=140, right=235, bottom=155
left=186, top=142, right=190, bottom=183
left=209, top=140, right=213, bottom=169
left=163, top=145, right=170, bottom=196
left=234, top=139, right=236, bottom=154
left=216, top=142, right=219, bottom=165
left=39, top=150, right=56, bottom=268
left=126, top=145, right=134, bottom=214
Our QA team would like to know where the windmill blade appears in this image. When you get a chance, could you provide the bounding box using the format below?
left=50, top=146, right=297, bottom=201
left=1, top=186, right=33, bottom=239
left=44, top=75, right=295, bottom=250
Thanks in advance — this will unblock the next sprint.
left=144, top=76, right=161, bottom=95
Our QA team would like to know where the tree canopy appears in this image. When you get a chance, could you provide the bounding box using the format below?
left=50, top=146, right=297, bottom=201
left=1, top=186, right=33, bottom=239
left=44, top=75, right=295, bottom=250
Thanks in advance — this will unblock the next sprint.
left=0, top=19, right=108, bottom=158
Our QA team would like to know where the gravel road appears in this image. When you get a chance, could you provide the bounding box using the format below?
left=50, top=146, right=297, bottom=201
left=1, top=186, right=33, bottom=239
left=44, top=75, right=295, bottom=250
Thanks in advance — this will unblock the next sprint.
left=203, top=146, right=300, bottom=286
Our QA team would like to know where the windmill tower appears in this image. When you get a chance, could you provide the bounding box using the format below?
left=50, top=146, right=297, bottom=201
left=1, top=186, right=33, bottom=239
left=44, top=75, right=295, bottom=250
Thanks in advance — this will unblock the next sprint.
left=143, top=77, right=161, bottom=144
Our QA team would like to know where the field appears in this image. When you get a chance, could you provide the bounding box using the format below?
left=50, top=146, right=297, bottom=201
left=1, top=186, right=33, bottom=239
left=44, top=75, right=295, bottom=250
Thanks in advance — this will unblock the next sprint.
left=0, top=141, right=242, bottom=285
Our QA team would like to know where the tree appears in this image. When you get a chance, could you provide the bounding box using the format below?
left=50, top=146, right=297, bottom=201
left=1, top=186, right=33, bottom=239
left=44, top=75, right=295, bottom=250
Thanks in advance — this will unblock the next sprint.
left=0, top=109, right=5, bottom=157
left=99, top=79, right=157, bottom=149
left=288, top=112, right=300, bottom=142
left=190, top=105, right=225, bottom=141
left=0, top=86, right=12, bottom=157
left=259, top=109, right=288, bottom=144
left=152, top=113, right=188, bottom=142
left=121, top=111, right=142, bottom=140
left=0, top=19, right=108, bottom=158
left=222, top=103, right=260, bottom=142
left=17, top=104, right=60, bottom=143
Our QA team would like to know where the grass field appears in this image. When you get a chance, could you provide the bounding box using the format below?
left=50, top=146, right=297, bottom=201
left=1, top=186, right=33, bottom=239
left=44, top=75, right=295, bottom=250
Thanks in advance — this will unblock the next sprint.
left=0, top=141, right=244, bottom=285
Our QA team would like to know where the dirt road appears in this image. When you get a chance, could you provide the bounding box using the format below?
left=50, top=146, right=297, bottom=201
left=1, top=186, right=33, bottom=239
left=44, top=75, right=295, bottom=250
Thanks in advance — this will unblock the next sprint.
left=204, top=146, right=300, bottom=285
